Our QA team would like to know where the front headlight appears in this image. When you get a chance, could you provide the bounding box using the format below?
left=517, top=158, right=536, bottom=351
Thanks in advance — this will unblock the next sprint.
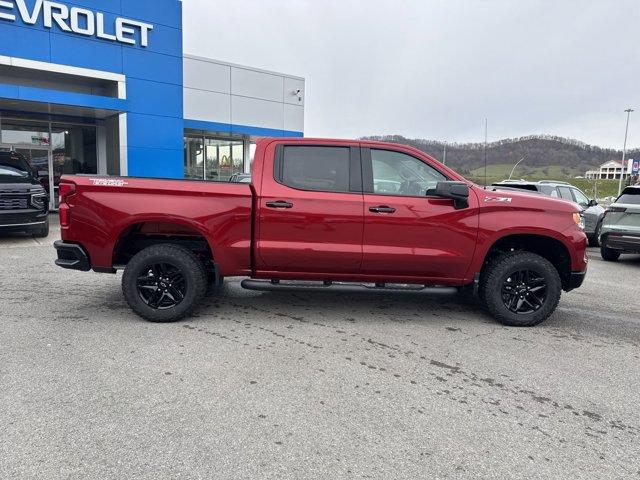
left=572, top=212, right=585, bottom=230
left=30, top=193, right=47, bottom=209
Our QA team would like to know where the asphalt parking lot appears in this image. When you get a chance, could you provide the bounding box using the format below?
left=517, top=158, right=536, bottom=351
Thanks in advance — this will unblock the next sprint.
left=1, top=217, right=639, bottom=479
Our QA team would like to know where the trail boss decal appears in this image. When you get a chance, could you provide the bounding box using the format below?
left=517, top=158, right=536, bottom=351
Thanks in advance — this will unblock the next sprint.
left=90, top=178, right=128, bottom=187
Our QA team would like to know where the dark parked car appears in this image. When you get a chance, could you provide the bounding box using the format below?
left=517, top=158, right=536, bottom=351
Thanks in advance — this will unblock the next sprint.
left=229, top=173, right=252, bottom=183
left=492, top=180, right=605, bottom=246
left=0, top=151, right=49, bottom=237
left=599, top=186, right=640, bottom=261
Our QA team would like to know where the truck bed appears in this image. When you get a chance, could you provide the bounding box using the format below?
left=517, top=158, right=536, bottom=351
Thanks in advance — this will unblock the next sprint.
left=59, top=175, right=253, bottom=275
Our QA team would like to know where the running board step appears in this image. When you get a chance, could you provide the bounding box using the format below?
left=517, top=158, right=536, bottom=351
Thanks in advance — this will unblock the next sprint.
left=240, top=279, right=457, bottom=295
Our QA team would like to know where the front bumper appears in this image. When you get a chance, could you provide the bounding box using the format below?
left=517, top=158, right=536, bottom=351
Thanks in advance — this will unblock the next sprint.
left=54, top=241, right=91, bottom=271
left=566, top=271, right=587, bottom=292
left=0, top=209, right=48, bottom=231
left=601, top=232, right=640, bottom=253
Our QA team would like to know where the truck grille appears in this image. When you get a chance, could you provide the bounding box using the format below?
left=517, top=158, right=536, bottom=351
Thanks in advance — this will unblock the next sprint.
left=0, top=197, right=29, bottom=210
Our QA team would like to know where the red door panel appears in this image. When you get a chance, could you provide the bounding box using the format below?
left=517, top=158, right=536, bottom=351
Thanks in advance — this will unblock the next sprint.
left=362, top=194, right=479, bottom=280
left=360, top=146, right=479, bottom=282
left=257, top=191, right=364, bottom=273
left=255, top=142, right=364, bottom=275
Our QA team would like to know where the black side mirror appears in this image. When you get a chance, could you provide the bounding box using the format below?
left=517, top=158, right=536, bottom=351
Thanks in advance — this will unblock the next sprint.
left=588, top=199, right=598, bottom=207
left=427, top=181, right=470, bottom=210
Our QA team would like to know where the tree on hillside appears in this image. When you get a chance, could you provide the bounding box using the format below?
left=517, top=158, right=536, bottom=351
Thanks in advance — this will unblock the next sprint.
left=361, top=134, right=633, bottom=175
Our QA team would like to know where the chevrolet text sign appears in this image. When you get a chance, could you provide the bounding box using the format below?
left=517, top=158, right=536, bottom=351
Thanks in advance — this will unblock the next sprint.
left=0, top=0, right=153, bottom=47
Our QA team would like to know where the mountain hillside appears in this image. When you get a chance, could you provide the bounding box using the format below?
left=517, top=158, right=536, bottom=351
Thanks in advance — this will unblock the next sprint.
left=361, top=135, right=639, bottom=176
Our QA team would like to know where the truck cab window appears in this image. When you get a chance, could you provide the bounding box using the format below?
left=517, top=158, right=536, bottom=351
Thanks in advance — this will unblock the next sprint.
left=281, top=146, right=350, bottom=192
left=371, top=149, right=445, bottom=197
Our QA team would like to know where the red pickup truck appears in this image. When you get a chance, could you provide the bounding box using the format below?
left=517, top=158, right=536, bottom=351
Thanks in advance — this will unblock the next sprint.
left=54, top=138, right=587, bottom=327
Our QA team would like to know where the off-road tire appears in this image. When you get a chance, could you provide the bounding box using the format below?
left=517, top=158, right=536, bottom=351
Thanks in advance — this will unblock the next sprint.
left=600, top=245, right=620, bottom=262
left=122, top=244, right=207, bottom=322
left=480, top=251, right=562, bottom=327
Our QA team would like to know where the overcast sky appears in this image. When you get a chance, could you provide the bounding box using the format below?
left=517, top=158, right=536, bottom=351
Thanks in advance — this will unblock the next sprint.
left=183, top=0, right=640, bottom=148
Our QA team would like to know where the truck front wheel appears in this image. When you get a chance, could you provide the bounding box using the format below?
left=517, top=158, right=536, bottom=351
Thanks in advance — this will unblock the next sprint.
left=122, top=244, right=207, bottom=322
left=480, top=251, right=562, bottom=327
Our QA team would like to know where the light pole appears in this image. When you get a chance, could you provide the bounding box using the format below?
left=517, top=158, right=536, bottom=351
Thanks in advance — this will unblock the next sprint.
left=442, top=142, right=447, bottom=165
left=618, top=108, right=633, bottom=196
left=508, top=156, right=526, bottom=180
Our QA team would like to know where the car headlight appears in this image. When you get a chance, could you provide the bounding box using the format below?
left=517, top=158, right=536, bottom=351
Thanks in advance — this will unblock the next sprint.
left=30, top=192, right=47, bottom=209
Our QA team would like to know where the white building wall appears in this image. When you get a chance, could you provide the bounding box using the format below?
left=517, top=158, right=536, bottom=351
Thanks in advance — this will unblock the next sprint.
left=183, top=55, right=305, bottom=134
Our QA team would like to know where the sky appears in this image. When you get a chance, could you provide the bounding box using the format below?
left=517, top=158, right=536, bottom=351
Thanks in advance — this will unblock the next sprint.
left=183, top=0, right=640, bottom=149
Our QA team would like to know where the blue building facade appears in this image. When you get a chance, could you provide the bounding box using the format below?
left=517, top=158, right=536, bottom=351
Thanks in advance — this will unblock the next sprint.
left=0, top=0, right=305, bottom=208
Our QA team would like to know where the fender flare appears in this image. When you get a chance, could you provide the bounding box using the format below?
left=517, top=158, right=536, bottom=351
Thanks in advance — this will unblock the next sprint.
left=110, top=214, right=217, bottom=262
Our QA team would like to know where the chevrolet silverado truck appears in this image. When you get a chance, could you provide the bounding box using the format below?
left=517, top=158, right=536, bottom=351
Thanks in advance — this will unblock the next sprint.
left=54, top=138, right=588, bottom=327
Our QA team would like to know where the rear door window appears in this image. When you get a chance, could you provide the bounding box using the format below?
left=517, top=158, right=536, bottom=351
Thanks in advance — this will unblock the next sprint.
left=539, top=185, right=557, bottom=196
left=617, top=191, right=640, bottom=204
left=558, top=186, right=574, bottom=201
left=278, top=146, right=351, bottom=192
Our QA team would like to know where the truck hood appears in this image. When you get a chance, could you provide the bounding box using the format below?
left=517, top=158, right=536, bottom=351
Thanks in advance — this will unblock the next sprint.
left=0, top=173, right=39, bottom=185
left=0, top=181, right=45, bottom=193
left=480, top=185, right=580, bottom=213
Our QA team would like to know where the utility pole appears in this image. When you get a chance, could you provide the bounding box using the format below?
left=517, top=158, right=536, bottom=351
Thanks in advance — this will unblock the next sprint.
left=618, top=108, right=633, bottom=196
left=483, top=118, right=488, bottom=187
left=443, top=142, right=447, bottom=165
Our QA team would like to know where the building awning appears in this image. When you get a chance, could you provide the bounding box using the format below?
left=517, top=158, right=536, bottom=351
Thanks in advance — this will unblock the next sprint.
left=0, top=83, right=127, bottom=120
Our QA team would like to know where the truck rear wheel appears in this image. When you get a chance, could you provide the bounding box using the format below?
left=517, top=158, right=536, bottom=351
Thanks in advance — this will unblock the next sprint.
left=480, top=251, right=561, bottom=327
left=122, top=244, right=207, bottom=322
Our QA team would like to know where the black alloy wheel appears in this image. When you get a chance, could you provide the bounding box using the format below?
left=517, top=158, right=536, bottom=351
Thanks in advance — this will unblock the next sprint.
left=122, top=244, right=207, bottom=322
left=480, top=251, right=562, bottom=327
left=137, top=262, right=187, bottom=310
left=501, top=269, right=547, bottom=314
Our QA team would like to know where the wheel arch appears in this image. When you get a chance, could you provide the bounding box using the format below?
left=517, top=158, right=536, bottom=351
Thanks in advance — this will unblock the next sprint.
left=478, top=233, right=573, bottom=290
left=111, top=216, right=216, bottom=267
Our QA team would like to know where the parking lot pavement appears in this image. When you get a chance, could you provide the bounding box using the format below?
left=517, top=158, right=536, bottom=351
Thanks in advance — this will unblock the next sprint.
left=1, top=223, right=639, bottom=480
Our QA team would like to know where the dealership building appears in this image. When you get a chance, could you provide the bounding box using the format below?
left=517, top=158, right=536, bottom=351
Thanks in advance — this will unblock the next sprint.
left=0, top=0, right=305, bottom=208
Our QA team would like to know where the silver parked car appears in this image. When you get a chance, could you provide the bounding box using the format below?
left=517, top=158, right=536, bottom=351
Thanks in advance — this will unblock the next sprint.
left=492, top=180, right=606, bottom=246
left=599, top=186, right=640, bottom=261
left=229, top=173, right=252, bottom=184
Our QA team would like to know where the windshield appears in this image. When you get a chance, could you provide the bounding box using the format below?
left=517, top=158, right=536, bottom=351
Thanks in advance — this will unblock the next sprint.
left=617, top=192, right=640, bottom=205
left=0, top=154, right=31, bottom=178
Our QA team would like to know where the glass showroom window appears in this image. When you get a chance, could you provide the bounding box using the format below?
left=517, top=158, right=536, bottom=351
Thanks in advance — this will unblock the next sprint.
left=184, top=135, right=243, bottom=181
left=184, top=136, right=204, bottom=180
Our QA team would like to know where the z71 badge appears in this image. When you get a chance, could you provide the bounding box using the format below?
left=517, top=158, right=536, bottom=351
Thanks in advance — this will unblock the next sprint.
left=484, top=196, right=512, bottom=203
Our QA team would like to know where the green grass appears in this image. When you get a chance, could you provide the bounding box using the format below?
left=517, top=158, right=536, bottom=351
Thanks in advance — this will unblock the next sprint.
left=469, top=163, right=582, bottom=179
